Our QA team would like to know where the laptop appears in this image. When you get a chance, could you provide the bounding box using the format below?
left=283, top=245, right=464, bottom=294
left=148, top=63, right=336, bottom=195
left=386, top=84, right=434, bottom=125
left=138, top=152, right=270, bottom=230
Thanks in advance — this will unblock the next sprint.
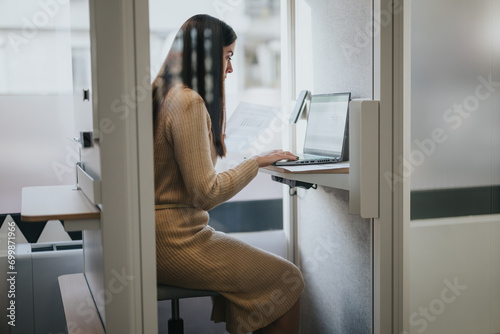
left=274, top=92, right=351, bottom=166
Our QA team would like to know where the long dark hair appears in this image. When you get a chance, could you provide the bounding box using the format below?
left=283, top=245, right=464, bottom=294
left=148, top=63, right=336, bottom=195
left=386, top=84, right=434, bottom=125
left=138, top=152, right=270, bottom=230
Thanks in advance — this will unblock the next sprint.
left=152, top=14, right=237, bottom=157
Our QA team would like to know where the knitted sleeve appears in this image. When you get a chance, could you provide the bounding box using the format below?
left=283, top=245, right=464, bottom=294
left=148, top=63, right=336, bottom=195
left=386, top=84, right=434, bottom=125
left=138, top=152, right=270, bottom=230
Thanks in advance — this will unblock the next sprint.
left=169, top=94, right=259, bottom=211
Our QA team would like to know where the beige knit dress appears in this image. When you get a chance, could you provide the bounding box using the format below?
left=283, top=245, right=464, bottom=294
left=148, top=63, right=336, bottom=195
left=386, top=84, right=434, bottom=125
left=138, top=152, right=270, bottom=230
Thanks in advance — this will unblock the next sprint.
left=154, top=85, right=304, bottom=333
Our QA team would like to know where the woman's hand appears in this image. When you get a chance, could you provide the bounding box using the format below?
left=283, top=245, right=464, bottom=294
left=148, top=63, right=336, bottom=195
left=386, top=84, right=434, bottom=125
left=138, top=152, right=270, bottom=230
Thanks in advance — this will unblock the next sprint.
left=251, top=150, right=298, bottom=168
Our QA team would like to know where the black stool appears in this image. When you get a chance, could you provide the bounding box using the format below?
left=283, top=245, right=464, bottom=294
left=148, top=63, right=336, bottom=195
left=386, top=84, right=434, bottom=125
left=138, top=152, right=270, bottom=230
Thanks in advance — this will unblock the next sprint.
left=157, top=284, right=220, bottom=334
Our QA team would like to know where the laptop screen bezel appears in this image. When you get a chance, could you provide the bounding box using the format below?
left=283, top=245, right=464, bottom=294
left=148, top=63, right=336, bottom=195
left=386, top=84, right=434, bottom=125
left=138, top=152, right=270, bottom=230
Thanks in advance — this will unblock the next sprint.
left=302, top=92, right=351, bottom=159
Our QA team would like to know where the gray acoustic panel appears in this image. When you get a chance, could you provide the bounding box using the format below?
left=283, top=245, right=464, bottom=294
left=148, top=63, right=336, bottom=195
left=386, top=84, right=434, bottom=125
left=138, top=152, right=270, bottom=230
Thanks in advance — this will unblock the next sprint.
left=295, top=0, right=373, bottom=332
left=298, top=187, right=371, bottom=334
left=305, top=0, right=373, bottom=99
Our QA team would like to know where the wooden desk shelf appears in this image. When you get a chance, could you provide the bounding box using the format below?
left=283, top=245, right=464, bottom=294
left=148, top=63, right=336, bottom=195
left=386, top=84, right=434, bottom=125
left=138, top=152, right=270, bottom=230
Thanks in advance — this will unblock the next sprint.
left=21, top=185, right=101, bottom=231
left=58, top=273, right=105, bottom=334
left=260, top=165, right=350, bottom=190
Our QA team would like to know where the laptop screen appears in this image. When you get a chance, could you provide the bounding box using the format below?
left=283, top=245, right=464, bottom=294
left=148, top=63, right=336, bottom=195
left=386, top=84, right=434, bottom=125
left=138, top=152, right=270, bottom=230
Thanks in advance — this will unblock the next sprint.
left=303, top=93, right=351, bottom=157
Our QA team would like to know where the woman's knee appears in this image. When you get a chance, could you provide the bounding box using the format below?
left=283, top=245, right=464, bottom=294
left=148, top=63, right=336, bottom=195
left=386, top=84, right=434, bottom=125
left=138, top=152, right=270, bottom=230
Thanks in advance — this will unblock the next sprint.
left=280, top=263, right=305, bottom=294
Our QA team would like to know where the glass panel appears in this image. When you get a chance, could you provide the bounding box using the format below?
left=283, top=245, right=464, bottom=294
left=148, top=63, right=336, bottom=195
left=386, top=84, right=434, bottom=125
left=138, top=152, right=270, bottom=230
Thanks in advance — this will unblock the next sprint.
left=0, top=1, right=77, bottom=214
left=409, top=1, right=500, bottom=333
left=149, top=0, right=284, bottom=232
left=0, top=1, right=73, bottom=95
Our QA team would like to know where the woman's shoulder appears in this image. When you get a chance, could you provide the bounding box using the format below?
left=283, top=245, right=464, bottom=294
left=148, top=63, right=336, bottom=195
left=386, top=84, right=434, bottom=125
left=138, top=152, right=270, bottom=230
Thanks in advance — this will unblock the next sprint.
left=162, top=85, right=209, bottom=124
left=166, top=85, right=205, bottom=109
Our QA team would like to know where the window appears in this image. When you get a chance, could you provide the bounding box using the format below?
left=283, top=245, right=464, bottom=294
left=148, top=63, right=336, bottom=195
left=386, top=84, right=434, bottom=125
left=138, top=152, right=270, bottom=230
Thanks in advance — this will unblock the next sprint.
left=149, top=0, right=284, bottom=232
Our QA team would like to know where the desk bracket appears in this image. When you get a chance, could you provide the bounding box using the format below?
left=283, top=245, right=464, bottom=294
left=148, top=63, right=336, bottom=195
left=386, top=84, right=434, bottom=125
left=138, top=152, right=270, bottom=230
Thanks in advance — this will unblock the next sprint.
left=271, top=175, right=317, bottom=193
left=76, top=162, right=102, bottom=205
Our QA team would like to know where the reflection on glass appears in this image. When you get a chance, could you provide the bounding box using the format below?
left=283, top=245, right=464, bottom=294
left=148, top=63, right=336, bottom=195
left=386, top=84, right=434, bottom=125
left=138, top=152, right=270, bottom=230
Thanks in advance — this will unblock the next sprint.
left=149, top=0, right=281, bottom=104
left=149, top=0, right=284, bottom=232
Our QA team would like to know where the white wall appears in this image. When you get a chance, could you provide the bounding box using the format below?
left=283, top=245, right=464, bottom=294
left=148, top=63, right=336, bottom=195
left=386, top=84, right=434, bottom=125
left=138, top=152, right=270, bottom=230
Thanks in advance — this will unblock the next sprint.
left=410, top=215, right=500, bottom=334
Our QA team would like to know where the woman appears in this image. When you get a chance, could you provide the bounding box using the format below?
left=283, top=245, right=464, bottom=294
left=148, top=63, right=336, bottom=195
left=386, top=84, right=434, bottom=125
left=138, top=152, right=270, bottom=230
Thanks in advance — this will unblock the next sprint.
left=152, top=14, right=304, bottom=334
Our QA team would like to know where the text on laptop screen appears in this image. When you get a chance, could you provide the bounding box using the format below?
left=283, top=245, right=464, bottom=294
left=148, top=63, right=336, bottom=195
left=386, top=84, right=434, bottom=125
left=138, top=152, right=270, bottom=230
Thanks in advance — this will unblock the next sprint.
left=303, top=93, right=350, bottom=156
